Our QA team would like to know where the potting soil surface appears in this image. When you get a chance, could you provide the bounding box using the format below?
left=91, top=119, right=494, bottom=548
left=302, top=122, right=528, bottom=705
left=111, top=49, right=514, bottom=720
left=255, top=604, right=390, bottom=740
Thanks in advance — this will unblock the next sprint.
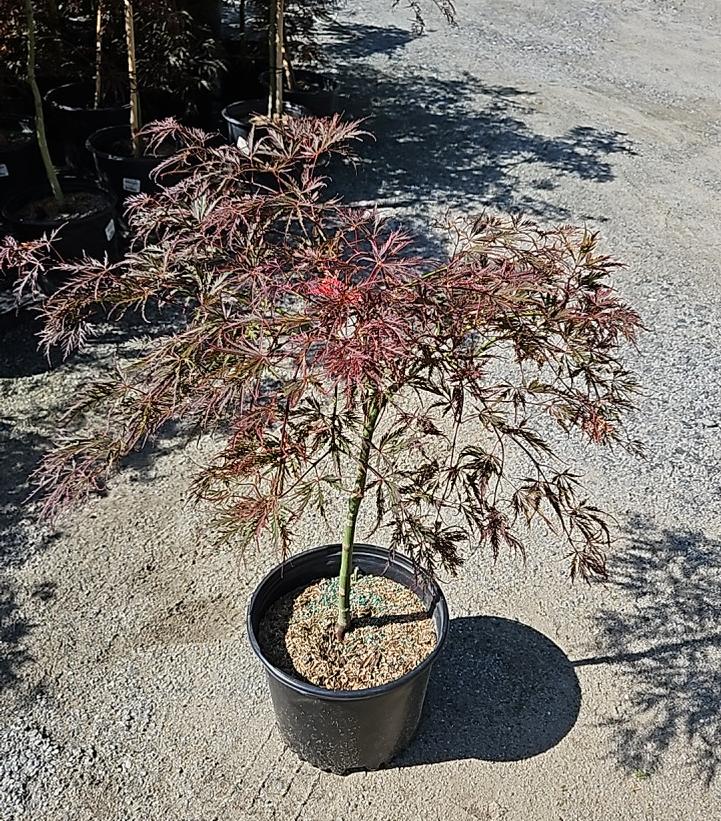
left=258, top=574, right=437, bottom=690
left=13, top=191, right=109, bottom=223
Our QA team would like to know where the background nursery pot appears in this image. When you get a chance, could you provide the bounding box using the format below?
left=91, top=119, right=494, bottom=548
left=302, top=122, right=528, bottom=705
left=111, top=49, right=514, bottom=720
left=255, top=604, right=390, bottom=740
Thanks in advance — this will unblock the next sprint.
left=87, top=125, right=174, bottom=201
left=2, top=178, right=118, bottom=261
left=221, top=99, right=309, bottom=144
left=0, top=115, right=41, bottom=205
left=45, top=82, right=130, bottom=171
left=258, top=68, right=340, bottom=116
left=247, top=543, right=449, bottom=774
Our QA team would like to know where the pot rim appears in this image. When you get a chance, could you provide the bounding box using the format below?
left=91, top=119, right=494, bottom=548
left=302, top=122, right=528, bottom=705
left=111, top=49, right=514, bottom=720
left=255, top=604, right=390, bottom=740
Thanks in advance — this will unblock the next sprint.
left=86, top=124, right=167, bottom=164
left=247, top=542, right=450, bottom=702
left=44, top=81, right=130, bottom=114
left=221, top=99, right=310, bottom=127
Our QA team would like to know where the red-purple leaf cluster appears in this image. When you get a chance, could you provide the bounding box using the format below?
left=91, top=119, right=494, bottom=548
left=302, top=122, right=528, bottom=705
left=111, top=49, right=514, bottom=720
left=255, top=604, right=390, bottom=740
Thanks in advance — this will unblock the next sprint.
left=3, top=115, right=642, bottom=582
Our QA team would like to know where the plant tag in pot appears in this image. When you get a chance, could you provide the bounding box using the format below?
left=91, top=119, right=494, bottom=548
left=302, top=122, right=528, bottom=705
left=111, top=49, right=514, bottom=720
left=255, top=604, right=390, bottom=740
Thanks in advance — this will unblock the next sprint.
left=105, top=220, right=116, bottom=241
left=123, top=177, right=141, bottom=193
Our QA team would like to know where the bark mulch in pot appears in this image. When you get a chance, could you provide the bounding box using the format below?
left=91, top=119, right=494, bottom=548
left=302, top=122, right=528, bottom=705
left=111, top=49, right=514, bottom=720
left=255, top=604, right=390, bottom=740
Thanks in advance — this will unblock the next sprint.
left=259, top=573, right=437, bottom=691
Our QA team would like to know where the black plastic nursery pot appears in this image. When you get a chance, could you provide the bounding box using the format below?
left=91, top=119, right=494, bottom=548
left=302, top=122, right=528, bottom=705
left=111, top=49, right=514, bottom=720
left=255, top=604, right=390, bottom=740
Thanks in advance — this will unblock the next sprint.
left=258, top=69, right=340, bottom=117
left=0, top=116, right=41, bottom=206
left=87, top=125, right=173, bottom=201
left=2, top=178, right=118, bottom=263
left=221, top=99, right=310, bottom=146
left=247, top=543, right=449, bottom=774
left=44, top=82, right=130, bottom=171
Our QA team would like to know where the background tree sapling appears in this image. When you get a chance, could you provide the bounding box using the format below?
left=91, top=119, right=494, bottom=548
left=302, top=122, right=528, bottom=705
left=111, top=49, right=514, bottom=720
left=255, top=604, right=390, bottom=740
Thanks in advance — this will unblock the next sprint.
left=268, top=0, right=284, bottom=119
left=13, top=118, right=641, bottom=645
left=23, top=0, right=64, bottom=205
left=122, top=0, right=141, bottom=155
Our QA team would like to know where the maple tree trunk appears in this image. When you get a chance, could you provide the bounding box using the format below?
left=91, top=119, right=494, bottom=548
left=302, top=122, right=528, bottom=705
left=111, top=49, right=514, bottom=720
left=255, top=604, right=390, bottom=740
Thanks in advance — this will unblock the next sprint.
left=268, top=0, right=284, bottom=119
left=24, top=0, right=63, bottom=205
left=335, top=395, right=382, bottom=641
left=124, top=0, right=142, bottom=157
left=94, top=1, right=106, bottom=107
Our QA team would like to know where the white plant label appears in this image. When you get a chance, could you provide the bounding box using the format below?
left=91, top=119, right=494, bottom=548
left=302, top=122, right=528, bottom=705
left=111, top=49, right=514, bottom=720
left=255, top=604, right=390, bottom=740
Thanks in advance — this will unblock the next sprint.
left=0, top=164, right=8, bottom=178
left=105, top=219, right=116, bottom=241
left=123, top=177, right=141, bottom=193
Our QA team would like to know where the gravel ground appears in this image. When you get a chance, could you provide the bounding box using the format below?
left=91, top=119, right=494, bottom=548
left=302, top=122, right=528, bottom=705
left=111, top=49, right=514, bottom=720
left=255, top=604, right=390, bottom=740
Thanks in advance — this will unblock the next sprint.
left=1, top=1, right=720, bottom=819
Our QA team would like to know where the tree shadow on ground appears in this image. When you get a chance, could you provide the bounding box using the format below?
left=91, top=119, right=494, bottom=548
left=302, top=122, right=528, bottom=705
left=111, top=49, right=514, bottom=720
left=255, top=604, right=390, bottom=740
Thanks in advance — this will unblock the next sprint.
left=572, top=515, right=721, bottom=785
left=0, top=301, right=184, bottom=379
left=0, top=421, right=60, bottom=698
left=398, top=615, right=581, bottom=765
left=0, top=421, right=56, bottom=569
left=328, top=34, right=635, bottom=219
left=0, top=313, right=64, bottom=379
left=0, top=580, right=35, bottom=697
left=327, top=21, right=414, bottom=60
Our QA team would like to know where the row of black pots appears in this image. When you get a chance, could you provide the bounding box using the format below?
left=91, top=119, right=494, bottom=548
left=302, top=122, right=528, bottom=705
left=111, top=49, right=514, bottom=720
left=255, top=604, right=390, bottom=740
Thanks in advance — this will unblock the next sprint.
left=45, top=82, right=176, bottom=173
left=1, top=66, right=340, bottom=314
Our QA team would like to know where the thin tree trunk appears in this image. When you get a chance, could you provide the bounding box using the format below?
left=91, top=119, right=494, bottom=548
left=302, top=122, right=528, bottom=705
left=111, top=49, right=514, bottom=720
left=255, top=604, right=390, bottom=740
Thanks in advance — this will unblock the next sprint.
left=24, top=0, right=63, bottom=205
left=124, top=0, right=142, bottom=157
left=335, top=394, right=383, bottom=641
left=268, top=0, right=284, bottom=120
left=238, top=0, right=245, bottom=34
left=94, top=1, right=106, bottom=108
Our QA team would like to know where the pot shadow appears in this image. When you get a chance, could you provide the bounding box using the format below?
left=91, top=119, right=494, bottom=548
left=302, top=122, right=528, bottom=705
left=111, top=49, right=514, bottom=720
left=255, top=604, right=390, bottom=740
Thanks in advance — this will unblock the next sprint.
left=397, top=615, right=581, bottom=766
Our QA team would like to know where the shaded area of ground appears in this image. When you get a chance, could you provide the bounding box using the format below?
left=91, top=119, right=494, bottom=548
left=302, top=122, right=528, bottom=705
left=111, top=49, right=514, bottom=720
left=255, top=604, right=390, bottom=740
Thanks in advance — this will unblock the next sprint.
left=329, top=27, right=635, bottom=218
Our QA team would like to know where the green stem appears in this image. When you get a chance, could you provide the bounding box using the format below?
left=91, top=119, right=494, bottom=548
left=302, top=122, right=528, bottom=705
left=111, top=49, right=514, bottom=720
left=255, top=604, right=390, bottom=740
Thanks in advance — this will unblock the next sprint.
left=124, top=0, right=142, bottom=157
left=335, top=393, right=383, bottom=641
left=24, top=0, right=63, bottom=205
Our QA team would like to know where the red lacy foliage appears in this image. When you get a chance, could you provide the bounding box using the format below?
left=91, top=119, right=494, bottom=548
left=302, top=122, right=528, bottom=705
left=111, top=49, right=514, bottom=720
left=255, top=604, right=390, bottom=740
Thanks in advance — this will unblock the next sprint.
left=1, top=115, right=642, bottom=582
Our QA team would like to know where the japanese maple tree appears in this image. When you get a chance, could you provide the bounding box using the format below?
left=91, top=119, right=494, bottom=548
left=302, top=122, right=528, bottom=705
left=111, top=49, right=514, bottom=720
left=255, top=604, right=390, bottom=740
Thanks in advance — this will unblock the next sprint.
left=6, top=116, right=641, bottom=641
